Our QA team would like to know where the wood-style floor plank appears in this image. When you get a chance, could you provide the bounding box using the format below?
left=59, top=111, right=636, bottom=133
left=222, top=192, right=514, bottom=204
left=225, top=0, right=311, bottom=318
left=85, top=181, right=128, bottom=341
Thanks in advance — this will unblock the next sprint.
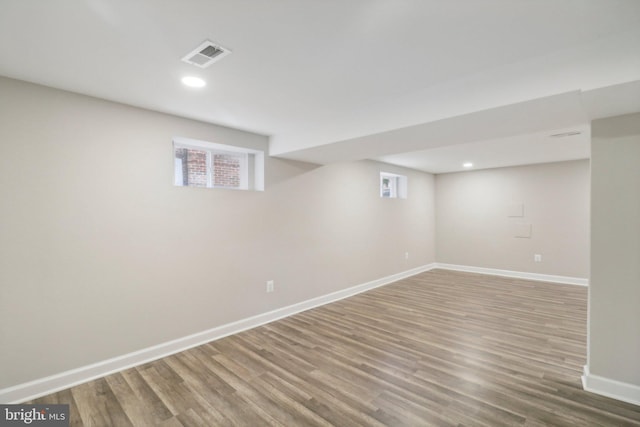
left=30, top=270, right=640, bottom=426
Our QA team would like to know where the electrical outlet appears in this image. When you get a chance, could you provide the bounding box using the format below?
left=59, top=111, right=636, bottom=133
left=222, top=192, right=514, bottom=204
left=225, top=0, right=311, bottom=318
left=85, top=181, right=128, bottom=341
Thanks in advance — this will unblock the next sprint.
left=405, top=252, right=409, bottom=260
left=266, top=280, right=274, bottom=293
left=534, top=254, right=542, bottom=263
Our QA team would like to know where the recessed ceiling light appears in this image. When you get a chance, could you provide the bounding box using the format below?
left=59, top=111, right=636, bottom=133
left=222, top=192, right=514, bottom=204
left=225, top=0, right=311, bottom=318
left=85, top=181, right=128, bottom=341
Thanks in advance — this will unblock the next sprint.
left=463, top=162, right=473, bottom=168
left=181, top=76, right=206, bottom=88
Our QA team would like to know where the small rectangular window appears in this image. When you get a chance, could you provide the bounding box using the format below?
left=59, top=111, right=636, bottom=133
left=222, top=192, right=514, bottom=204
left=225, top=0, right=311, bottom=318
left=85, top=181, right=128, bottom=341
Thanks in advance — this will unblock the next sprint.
left=380, top=172, right=407, bottom=199
left=173, top=137, right=264, bottom=191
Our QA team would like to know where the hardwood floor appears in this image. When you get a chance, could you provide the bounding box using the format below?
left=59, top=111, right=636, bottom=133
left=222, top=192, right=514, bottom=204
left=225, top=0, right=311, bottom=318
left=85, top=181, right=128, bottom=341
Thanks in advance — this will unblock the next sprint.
left=31, top=269, right=640, bottom=426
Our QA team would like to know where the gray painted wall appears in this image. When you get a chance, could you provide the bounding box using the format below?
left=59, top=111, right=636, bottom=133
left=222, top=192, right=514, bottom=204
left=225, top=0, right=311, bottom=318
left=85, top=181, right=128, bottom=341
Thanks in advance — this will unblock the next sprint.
left=435, top=160, right=590, bottom=278
left=589, top=113, right=640, bottom=386
left=0, top=75, right=601, bottom=395
left=0, top=77, right=436, bottom=389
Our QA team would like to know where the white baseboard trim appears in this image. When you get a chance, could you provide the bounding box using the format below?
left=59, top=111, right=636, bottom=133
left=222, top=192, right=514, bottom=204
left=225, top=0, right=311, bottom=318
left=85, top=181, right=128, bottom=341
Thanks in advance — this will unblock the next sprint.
left=0, top=263, right=437, bottom=404
left=434, top=263, right=588, bottom=286
left=582, top=365, right=640, bottom=406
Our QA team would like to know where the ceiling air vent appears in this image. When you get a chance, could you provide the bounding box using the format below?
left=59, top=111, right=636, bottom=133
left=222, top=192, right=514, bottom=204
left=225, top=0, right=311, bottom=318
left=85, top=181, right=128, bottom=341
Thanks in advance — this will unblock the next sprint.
left=550, top=131, right=582, bottom=138
left=182, top=40, right=231, bottom=68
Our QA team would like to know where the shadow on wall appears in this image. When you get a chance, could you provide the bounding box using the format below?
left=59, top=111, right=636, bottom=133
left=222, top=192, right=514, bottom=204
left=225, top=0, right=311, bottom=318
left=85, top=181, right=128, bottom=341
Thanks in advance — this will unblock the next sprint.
left=266, top=157, right=322, bottom=188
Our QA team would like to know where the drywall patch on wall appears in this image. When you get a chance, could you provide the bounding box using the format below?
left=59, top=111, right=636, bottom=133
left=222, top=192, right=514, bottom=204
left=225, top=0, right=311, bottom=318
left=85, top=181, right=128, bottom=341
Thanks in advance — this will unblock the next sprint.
left=514, top=222, right=532, bottom=238
left=507, top=202, right=524, bottom=217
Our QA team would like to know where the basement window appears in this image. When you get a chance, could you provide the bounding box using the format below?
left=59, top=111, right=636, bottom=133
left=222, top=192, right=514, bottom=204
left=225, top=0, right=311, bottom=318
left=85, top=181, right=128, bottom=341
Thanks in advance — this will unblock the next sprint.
left=173, top=137, right=264, bottom=191
left=380, top=172, right=407, bottom=199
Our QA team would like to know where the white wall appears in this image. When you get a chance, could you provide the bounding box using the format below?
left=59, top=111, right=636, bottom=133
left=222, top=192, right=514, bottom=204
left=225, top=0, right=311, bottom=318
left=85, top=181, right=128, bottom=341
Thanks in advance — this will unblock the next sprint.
left=0, top=77, right=436, bottom=390
left=435, top=160, right=590, bottom=279
left=587, top=113, right=640, bottom=403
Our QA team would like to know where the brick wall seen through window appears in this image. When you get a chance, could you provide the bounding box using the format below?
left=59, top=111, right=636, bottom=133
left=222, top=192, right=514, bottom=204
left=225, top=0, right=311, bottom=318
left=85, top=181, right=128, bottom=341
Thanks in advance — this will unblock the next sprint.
left=213, top=153, right=241, bottom=188
left=174, top=144, right=249, bottom=190
left=173, top=137, right=264, bottom=191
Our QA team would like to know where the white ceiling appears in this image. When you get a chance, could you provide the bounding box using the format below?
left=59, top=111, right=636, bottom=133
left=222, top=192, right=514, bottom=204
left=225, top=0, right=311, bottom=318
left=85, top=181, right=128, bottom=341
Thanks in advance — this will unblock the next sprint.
left=1, top=1, right=639, bottom=173
left=377, top=126, right=591, bottom=174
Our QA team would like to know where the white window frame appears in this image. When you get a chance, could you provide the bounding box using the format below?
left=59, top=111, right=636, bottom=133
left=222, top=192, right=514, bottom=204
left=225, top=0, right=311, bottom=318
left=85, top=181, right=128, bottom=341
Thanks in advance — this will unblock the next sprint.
left=173, top=137, right=264, bottom=191
left=380, top=172, right=407, bottom=199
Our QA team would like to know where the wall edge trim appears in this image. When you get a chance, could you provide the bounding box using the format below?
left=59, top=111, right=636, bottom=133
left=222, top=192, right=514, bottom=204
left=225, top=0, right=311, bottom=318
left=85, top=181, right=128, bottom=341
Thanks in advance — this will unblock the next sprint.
left=582, top=365, right=640, bottom=406
left=0, top=263, right=437, bottom=403
left=434, top=263, right=589, bottom=286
